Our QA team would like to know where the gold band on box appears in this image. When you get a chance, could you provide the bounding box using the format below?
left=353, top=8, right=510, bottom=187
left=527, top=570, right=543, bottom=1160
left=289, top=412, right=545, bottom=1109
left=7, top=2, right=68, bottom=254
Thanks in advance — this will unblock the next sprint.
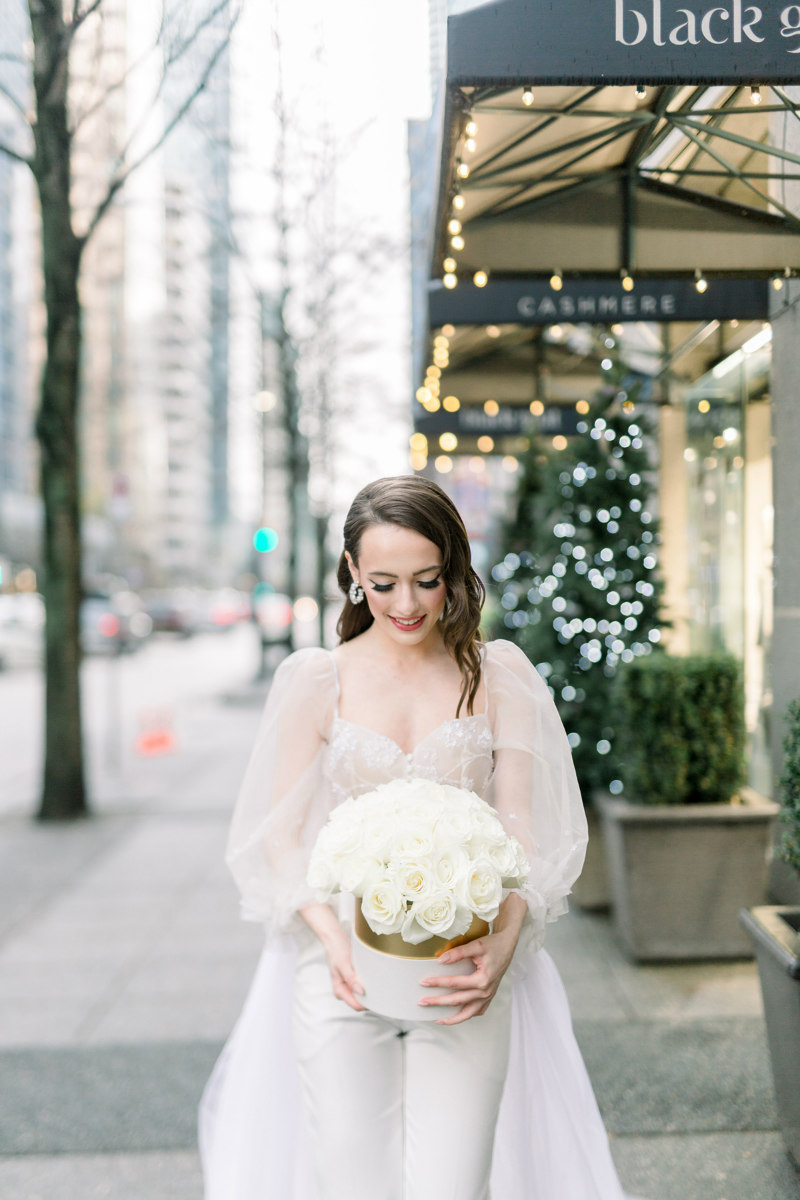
left=354, top=900, right=489, bottom=960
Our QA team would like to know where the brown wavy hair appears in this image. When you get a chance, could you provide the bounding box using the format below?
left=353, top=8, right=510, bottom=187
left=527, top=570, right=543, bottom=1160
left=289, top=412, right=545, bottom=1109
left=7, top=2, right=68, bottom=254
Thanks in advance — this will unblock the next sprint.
left=336, top=476, right=485, bottom=716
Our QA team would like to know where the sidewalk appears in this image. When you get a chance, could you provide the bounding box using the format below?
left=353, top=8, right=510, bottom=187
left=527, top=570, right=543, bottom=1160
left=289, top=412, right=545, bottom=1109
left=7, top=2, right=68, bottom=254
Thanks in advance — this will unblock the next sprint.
left=0, top=682, right=797, bottom=1199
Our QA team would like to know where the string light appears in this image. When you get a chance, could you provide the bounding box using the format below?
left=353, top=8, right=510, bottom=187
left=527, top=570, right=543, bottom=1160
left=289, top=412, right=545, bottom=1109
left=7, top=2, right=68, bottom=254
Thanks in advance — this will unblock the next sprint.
left=448, top=218, right=462, bottom=235
left=773, top=267, right=791, bottom=290
left=453, top=192, right=465, bottom=210
left=465, top=119, right=478, bottom=138
left=409, top=433, right=428, bottom=452
left=635, top=84, right=647, bottom=98
left=621, top=270, right=634, bottom=292
left=439, top=432, right=458, bottom=451
left=443, top=395, right=461, bottom=412
left=443, top=272, right=457, bottom=289
left=465, top=137, right=477, bottom=152
left=443, top=256, right=457, bottom=272
left=457, top=160, right=470, bottom=179
left=549, top=270, right=563, bottom=291
left=694, top=268, right=708, bottom=293
left=750, top=85, right=762, bottom=104
left=486, top=325, right=501, bottom=338
left=477, top=435, right=494, bottom=452
left=433, top=335, right=449, bottom=349
left=522, top=86, right=534, bottom=106
left=434, top=455, right=454, bottom=474
left=442, top=324, right=455, bottom=337
left=451, top=234, right=465, bottom=251
left=484, top=400, right=499, bottom=416
left=473, top=269, right=489, bottom=287
left=530, top=400, right=545, bottom=416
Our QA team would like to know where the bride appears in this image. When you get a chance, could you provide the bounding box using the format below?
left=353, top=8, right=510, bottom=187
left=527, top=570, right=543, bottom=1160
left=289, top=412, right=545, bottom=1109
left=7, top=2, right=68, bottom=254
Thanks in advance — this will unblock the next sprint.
left=199, top=475, right=633, bottom=1200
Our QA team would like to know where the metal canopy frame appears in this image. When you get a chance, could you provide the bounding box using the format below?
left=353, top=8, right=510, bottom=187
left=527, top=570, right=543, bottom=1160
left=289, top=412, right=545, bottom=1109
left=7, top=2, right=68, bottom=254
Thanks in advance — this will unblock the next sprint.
left=433, top=82, right=800, bottom=283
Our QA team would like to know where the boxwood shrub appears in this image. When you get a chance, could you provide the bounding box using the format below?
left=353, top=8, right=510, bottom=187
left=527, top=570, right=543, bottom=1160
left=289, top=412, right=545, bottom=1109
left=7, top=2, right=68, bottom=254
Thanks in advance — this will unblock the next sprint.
left=779, top=698, right=800, bottom=879
left=617, top=654, right=745, bottom=805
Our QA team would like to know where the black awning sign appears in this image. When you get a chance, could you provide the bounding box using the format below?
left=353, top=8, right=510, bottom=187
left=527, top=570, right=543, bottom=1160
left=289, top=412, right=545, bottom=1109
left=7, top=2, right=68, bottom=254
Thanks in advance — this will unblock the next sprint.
left=428, top=278, right=768, bottom=328
left=448, top=0, right=800, bottom=84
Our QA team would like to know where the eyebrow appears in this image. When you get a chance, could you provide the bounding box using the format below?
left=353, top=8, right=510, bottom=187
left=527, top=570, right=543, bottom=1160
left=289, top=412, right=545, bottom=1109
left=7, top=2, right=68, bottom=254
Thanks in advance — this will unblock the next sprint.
left=367, top=566, right=442, bottom=578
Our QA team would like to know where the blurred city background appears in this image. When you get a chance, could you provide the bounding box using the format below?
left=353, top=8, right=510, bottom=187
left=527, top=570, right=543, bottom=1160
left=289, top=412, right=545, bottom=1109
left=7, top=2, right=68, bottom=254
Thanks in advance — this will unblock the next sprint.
left=2, top=0, right=800, bottom=1196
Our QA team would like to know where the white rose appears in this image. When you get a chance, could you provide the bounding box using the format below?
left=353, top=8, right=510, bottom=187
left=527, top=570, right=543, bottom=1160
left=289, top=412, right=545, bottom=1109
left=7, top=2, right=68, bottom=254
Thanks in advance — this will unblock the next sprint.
left=434, top=845, right=470, bottom=891
left=361, top=879, right=406, bottom=935
left=325, top=813, right=365, bottom=859
left=411, top=892, right=458, bottom=938
left=433, top=809, right=475, bottom=848
left=457, top=857, right=503, bottom=920
left=338, top=854, right=383, bottom=896
left=393, top=825, right=436, bottom=860
left=306, top=847, right=338, bottom=898
left=393, top=858, right=437, bottom=904
left=487, top=838, right=522, bottom=879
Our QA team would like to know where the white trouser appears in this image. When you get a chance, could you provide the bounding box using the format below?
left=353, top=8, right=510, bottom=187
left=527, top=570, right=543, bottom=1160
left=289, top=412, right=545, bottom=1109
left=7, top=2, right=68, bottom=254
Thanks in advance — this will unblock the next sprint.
left=291, top=938, right=513, bottom=1200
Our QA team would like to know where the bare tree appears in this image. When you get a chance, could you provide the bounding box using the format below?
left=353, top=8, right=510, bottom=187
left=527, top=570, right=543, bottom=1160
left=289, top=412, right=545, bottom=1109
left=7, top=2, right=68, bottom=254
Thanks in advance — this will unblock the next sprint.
left=0, top=0, right=240, bottom=820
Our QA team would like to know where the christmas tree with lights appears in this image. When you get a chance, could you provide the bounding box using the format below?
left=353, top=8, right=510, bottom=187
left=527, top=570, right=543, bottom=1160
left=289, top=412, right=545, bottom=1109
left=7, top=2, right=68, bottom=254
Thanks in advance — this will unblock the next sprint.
left=492, top=366, right=664, bottom=797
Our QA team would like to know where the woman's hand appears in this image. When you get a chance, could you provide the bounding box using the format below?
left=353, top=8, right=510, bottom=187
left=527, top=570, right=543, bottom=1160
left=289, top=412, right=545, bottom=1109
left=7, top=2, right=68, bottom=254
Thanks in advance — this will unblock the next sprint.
left=418, top=892, right=527, bottom=1025
left=299, top=901, right=366, bottom=1012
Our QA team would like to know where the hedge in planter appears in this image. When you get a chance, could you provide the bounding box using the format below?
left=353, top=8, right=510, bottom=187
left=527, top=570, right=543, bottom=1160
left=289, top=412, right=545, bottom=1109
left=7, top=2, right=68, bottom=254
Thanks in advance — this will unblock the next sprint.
left=617, top=653, right=745, bottom=804
left=600, top=652, right=777, bottom=960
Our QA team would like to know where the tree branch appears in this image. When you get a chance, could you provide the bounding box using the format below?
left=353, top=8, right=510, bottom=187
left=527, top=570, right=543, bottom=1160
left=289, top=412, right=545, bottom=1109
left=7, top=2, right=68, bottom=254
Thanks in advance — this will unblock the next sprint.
left=0, top=131, right=33, bottom=166
left=81, top=3, right=241, bottom=245
left=70, top=0, right=103, bottom=32
left=0, top=79, right=31, bottom=125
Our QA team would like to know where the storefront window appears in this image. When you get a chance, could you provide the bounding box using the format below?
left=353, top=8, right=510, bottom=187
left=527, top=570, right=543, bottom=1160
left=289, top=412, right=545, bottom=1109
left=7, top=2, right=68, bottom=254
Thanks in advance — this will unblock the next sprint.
left=682, top=334, right=773, bottom=794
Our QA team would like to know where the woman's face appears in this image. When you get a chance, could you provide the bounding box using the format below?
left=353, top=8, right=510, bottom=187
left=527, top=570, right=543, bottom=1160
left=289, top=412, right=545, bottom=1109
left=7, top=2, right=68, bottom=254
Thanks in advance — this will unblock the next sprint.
left=347, top=523, right=446, bottom=647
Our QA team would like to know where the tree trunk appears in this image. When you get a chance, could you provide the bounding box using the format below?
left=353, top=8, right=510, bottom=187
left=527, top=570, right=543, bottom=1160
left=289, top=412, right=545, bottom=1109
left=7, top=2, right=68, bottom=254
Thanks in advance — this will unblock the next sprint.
left=30, top=2, right=88, bottom=819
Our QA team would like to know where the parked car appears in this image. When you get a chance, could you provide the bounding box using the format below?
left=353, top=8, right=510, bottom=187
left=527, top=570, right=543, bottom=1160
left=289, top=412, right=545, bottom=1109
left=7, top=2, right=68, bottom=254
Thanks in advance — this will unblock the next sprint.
left=81, top=592, right=151, bottom=655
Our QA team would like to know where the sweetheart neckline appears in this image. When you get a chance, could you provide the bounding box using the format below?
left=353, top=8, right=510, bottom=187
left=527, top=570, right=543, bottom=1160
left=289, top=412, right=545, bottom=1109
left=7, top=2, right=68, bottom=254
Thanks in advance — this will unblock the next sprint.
left=330, top=713, right=490, bottom=759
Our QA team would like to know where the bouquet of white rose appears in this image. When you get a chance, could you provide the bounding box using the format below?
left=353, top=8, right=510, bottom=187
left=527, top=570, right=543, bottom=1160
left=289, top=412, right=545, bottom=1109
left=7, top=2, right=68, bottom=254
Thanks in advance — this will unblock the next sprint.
left=307, top=778, right=529, bottom=947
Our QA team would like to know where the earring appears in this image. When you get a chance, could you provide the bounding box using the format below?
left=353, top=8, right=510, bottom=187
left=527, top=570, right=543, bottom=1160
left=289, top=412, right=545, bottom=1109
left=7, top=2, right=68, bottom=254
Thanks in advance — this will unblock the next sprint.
left=439, top=595, right=448, bottom=623
left=349, top=580, right=365, bottom=605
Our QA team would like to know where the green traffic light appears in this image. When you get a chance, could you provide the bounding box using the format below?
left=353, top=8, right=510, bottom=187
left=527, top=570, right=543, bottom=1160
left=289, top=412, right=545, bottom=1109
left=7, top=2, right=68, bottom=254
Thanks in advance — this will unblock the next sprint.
left=253, top=527, right=279, bottom=553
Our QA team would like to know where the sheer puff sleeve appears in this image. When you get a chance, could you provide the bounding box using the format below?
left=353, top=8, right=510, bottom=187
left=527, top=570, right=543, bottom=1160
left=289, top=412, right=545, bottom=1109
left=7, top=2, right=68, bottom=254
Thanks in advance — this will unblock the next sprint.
left=485, top=639, right=588, bottom=949
left=226, top=647, right=337, bottom=937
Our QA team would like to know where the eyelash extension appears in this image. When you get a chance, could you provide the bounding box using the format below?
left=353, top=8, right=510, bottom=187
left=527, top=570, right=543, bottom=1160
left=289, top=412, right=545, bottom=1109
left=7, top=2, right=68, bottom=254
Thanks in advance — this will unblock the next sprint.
left=370, top=579, right=442, bottom=593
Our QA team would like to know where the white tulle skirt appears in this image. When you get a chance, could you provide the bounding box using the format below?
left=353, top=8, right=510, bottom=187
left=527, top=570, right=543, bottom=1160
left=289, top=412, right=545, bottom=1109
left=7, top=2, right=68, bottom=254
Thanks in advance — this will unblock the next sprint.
left=199, top=938, right=635, bottom=1200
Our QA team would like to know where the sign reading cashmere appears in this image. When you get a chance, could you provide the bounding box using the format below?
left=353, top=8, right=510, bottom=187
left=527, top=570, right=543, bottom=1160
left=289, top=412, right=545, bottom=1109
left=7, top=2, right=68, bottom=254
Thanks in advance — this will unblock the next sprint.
left=447, top=0, right=800, bottom=84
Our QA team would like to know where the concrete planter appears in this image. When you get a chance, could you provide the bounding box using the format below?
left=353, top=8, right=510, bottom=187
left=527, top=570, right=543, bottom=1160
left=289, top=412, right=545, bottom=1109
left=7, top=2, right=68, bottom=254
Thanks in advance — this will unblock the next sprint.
left=598, top=789, right=779, bottom=961
left=739, top=906, right=800, bottom=1167
left=571, top=808, right=610, bottom=911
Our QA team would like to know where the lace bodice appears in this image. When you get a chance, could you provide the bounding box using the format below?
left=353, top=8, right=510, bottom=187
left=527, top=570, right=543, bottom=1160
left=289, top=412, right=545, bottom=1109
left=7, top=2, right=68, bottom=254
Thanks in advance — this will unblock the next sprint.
left=325, top=714, right=495, bottom=802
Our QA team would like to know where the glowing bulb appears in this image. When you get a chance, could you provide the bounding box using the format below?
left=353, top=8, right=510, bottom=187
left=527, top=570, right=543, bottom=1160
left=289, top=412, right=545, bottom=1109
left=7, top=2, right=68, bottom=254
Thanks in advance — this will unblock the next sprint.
left=433, top=335, right=449, bottom=349
left=410, top=432, right=428, bottom=452
left=635, top=84, right=647, bottom=98
left=694, top=270, right=708, bottom=293
left=553, top=435, right=567, bottom=450
left=457, top=161, right=470, bottom=179
left=550, top=271, right=563, bottom=291
left=530, top=400, right=545, bottom=416
left=773, top=275, right=784, bottom=290
left=522, top=87, right=534, bottom=106
left=502, top=456, right=519, bottom=472
left=442, top=324, right=455, bottom=336
left=410, top=451, right=427, bottom=471
left=465, top=137, right=476, bottom=152
left=448, top=218, right=462, bottom=235
left=698, top=398, right=710, bottom=413
left=453, top=193, right=465, bottom=210
left=443, top=395, right=461, bottom=412
left=549, top=324, right=563, bottom=338
left=451, top=234, right=465, bottom=250
left=576, top=399, right=590, bottom=414
left=750, top=85, right=762, bottom=104
left=473, top=270, right=488, bottom=287
left=443, top=256, right=457, bottom=272
left=465, top=119, right=478, bottom=137
left=621, top=272, right=634, bottom=292
left=443, top=273, right=457, bottom=289
left=484, top=400, right=499, bottom=416
left=477, top=436, right=494, bottom=453
left=434, top=454, right=453, bottom=474
left=439, top=432, right=458, bottom=451
left=416, top=387, right=431, bottom=405
left=486, top=325, right=500, bottom=338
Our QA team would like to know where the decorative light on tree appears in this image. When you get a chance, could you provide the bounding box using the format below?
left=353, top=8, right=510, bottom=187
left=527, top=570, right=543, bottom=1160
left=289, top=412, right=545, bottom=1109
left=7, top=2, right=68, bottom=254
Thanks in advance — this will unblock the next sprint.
left=491, top=359, right=664, bottom=796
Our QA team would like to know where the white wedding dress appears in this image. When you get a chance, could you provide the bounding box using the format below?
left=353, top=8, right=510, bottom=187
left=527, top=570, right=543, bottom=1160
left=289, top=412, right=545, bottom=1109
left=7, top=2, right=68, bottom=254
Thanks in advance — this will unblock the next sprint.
left=199, top=640, right=635, bottom=1199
